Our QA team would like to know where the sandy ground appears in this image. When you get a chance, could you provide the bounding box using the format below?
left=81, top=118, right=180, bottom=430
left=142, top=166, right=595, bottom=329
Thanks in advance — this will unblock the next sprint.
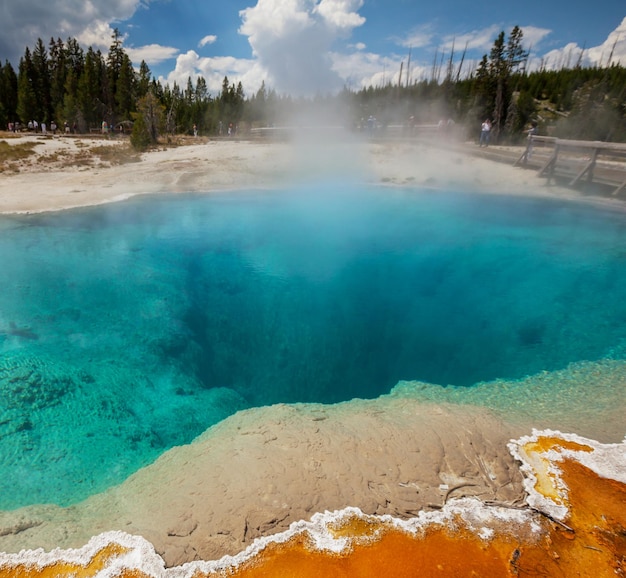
left=0, top=133, right=623, bottom=566
left=0, top=132, right=596, bottom=215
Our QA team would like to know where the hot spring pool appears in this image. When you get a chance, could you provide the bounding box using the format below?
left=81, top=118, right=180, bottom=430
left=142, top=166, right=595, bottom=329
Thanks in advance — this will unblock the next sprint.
left=2, top=185, right=626, bottom=509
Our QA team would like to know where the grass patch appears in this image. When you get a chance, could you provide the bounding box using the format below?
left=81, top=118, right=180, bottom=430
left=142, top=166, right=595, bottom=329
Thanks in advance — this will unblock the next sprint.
left=53, top=150, right=94, bottom=168
left=0, top=137, right=140, bottom=173
left=90, top=144, right=141, bottom=165
left=0, top=140, right=37, bottom=166
left=37, top=142, right=141, bottom=170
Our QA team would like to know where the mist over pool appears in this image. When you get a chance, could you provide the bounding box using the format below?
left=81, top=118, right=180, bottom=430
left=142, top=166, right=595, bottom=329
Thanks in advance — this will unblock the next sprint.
left=2, top=185, right=626, bottom=509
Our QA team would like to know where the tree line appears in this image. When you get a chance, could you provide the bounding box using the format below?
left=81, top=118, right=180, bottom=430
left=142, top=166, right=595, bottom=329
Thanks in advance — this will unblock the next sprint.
left=1, top=27, right=625, bottom=148
left=0, top=29, right=247, bottom=147
left=344, top=26, right=626, bottom=143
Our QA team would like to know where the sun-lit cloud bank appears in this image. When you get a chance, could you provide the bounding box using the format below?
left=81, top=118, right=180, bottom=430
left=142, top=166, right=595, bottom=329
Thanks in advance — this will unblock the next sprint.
left=97, top=10, right=626, bottom=97
left=237, top=0, right=365, bottom=95
left=0, top=430, right=623, bottom=577
left=162, top=0, right=368, bottom=94
left=163, top=50, right=264, bottom=93
left=530, top=16, right=626, bottom=71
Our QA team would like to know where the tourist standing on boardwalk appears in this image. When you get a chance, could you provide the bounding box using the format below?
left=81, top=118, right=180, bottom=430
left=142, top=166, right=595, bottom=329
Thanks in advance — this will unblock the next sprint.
left=479, top=119, right=491, bottom=147
left=526, top=121, right=538, bottom=157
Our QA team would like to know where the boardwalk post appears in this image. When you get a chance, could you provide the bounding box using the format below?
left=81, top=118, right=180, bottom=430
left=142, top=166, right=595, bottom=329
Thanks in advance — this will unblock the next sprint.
left=512, top=136, right=626, bottom=192
left=570, top=147, right=599, bottom=187
left=514, top=137, right=532, bottom=167
left=539, top=142, right=559, bottom=185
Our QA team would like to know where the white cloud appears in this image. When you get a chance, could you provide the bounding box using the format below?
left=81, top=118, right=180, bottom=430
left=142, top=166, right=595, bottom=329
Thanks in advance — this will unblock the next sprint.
left=314, top=0, right=365, bottom=30
left=126, top=44, right=179, bottom=65
left=239, top=0, right=314, bottom=41
left=529, top=16, right=626, bottom=71
left=520, top=25, right=552, bottom=49
left=238, top=0, right=366, bottom=95
left=586, top=16, right=626, bottom=66
left=199, top=35, right=218, bottom=48
left=162, top=50, right=262, bottom=94
left=76, top=21, right=125, bottom=52
left=400, top=25, right=437, bottom=50
left=532, top=42, right=585, bottom=70
left=0, top=0, right=142, bottom=62
left=441, top=25, right=503, bottom=53
left=331, top=50, right=404, bottom=89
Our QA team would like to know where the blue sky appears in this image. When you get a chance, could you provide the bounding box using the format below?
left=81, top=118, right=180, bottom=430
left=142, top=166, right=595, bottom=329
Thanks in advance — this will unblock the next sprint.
left=1, top=0, right=625, bottom=96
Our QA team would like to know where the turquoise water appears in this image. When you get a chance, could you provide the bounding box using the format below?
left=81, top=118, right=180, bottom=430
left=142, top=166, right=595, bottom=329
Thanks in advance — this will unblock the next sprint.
left=2, top=186, right=626, bottom=509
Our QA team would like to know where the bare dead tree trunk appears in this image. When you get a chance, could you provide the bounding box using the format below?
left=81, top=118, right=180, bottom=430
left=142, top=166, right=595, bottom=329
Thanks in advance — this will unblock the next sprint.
left=455, top=42, right=468, bottom=82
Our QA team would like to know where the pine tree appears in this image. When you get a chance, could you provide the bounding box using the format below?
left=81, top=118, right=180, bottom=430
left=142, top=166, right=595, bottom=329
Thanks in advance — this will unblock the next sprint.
left=16, top=48, right=37, bottom=125
left=77, top=47, right=105, bottom=131
left=48, top=38, right=68, bottom=125
left=472, top=54, right=494, bottom=122
left=0, top=60, right=18, bottom=127
left=472, top=26, right=529, bottom=142
left=115, top=53, right=136, bottom=121
left=489, top=31, right=507, bottom=139
left=137, top=61, right=152, bottom=99
left=106, top=28, right=132, bottom=124
left=506, top=26, right=527, bottom=75
left=61, top=38, right=84, bottom=130
left=131, top=92, right=164, bottom=150
left=194, top=76, right=210, bottom=132
left=32, top=38, right=52, bottom=124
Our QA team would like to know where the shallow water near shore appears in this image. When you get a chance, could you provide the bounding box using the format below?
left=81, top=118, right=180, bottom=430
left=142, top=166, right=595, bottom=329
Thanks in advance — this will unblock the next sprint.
left=1, top=185, right=626, bottom=509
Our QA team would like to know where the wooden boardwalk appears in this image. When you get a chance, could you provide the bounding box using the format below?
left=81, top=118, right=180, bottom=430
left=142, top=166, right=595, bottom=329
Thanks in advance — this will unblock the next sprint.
left=511, top=136, right=626, bottom=195
left=426, top=134, right=626, bottom=197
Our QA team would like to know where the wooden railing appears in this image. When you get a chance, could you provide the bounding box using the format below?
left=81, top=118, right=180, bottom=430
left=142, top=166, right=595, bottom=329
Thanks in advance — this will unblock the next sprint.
left=515, top=136, right=626, bottom=195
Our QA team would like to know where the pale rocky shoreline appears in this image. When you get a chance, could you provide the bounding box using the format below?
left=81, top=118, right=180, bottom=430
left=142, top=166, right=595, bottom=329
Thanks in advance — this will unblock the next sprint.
left=0, top=397, right=527, bottom=566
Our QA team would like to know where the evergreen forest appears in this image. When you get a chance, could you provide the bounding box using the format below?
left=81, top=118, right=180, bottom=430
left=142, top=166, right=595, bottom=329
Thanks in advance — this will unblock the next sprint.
left=1, top=27, right=625, bottom=149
